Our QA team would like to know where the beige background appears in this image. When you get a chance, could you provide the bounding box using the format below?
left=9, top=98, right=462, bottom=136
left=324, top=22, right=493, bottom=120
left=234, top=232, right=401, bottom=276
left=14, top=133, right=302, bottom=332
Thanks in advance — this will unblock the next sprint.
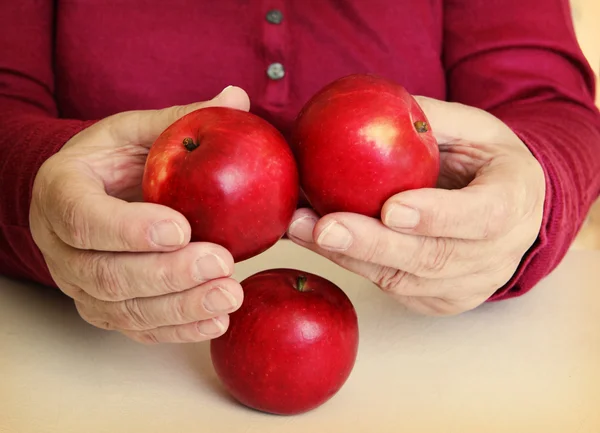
left=1, top=241, right=599, bottom=433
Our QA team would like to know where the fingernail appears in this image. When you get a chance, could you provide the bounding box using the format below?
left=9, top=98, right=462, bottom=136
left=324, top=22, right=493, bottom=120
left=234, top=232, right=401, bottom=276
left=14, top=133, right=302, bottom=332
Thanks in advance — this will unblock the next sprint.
left=316, top=221, right=353, bottom=250
left=150, top=221, right=185, bottom=247
left=203, top=286, right=237, bottom=313
left=197, top=317, right=226, bottom=336
left=195, top=253, right=230, bottom=282
left=385, top=204, right=420, bottom=229
left=288, top=216, right=317, bottom=243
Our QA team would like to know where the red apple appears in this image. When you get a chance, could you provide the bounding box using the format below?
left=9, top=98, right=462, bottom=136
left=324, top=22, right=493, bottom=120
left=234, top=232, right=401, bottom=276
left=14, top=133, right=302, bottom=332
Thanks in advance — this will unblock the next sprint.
left=290, top=73, right=440, bottom=217
left=210, top=268, right=359, bottom=415
left=142, top=107, right=299, bottom=262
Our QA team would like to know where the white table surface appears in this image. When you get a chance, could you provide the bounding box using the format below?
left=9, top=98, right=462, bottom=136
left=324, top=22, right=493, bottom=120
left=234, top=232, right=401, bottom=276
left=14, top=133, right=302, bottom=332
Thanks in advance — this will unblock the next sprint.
left=1, top=240, right=599, bottom=433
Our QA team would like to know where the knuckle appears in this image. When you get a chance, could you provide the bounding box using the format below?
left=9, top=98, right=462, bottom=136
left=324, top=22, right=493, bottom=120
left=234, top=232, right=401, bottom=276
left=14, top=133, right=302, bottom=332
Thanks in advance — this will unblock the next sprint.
left=173, top=326, right=195, bottom=343
left=131, top=331, right=160, bottom=345
left=105, top=113, right=131, bottom=141
left=59, top=279, right=88, bottom=301
left=374, top=267, right=411, bottom=294
left=432, top=301, right=461, bottom=316
left=74, top=301, right=92, bottom=322
left=120, top=298, right=151, bottom=330
left=417, top=238, right=453, bottom=276
left=156, top=264, right=182, bottom=294
left=92, top=320, right=115, bottom=331
left=111, top=217, right=138, bottom=251
left=428, top=205, right=452, bottom=236
left=74, top=301, right=114, bottom=330
left=362, top=237, right=389, bottom=264
left=174, top=295, right=189, bottom=323
left=420, top=297, right=463, bottom=316
left=170, top=105, right=186, bottom=119
left=45, top=261, right=69, bottom=287
left=86, top=253, right=128, bottom=301
left=63, top=252, right=82, bottom=281
left=153, top=107, right=170, bottom=118
left=58, top=195, right=90, bottom=249
left=481, top=200, right=510, bottom=239
left=156, top=106, right=184, bottom=126
left=176, top=324, right=209, bottom=343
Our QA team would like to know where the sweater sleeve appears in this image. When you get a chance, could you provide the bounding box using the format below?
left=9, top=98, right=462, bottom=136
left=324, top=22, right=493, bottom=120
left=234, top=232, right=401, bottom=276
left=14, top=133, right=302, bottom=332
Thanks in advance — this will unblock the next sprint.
left=443, top=0, right=600, bottom=300
left=0, top=2, right=97, bottom=286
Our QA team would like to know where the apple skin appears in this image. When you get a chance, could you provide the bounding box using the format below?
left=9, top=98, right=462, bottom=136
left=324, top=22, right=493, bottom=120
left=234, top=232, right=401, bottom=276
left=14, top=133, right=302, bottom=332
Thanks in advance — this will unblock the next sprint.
left=290, top=73, right=440, bottom=217
left=142, top=107, right=299, bottom=262
left=210, top=268, right=359, bottom=416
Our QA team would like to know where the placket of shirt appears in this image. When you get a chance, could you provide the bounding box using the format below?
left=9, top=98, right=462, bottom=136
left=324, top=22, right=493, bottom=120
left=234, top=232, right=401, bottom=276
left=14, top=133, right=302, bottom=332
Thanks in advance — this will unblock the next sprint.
left=261, top=1, right=289, bottom=109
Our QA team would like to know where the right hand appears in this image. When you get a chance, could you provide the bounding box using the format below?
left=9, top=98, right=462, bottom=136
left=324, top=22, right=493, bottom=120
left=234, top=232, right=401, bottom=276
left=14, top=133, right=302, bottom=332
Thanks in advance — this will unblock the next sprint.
left=30, top=86, right=250, bottom=344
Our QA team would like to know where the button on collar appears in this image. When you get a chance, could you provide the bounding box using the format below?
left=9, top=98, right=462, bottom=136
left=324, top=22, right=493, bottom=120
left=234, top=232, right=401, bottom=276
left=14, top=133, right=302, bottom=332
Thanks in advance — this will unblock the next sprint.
left=266, top=9, right=283, bottom=24
left=267, top=62, right=285, bottom=80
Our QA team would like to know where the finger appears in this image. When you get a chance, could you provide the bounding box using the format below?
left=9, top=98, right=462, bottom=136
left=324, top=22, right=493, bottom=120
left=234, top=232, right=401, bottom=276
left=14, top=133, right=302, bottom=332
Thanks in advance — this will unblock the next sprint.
left=43, top=163, right=192, bottom=252
left=413, top=96, right=516, bottom=145
left=287, top=208, right=320, bottom=242
left=121, top=316, right=229, bottom=344
left=54, top=241, right=233, bottom=302
left=381, top=156, right=538, bottom=240
left=381, top=184, right=512, bottom=240
left=287, top=242, right=489, bottom=316
left=288, top=215, right=497, bottom=312
left=290, top=216, right=491, bottom=300
left=109, top=85, right=251, bottom=147
left=290, top=210, right=478, bottom=278
left=75, top=277, right=242, bottom=331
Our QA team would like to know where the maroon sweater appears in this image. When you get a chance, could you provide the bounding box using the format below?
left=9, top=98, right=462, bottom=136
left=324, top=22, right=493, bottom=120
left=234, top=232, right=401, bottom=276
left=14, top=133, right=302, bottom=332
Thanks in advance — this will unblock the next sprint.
left=1, top=1, right=599, bottom=301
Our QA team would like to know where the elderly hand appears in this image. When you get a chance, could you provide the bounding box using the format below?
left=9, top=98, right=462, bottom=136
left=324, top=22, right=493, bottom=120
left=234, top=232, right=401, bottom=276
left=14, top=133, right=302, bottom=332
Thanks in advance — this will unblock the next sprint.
left=287, top=96, right=546, bottom=315
left=30, top=86, right=249, bottom=343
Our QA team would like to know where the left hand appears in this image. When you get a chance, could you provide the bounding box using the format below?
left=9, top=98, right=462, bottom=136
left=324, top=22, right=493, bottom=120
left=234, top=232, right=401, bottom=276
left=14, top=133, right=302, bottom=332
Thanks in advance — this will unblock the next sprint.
left=287, top=96, right=546, bottom=316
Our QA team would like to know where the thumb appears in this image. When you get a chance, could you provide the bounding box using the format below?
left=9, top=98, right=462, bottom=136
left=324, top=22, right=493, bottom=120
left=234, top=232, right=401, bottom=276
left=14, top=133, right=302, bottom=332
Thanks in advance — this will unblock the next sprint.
left=413, top=95, right=515, bottom=145
left=109, top=85, right=251, bottom=147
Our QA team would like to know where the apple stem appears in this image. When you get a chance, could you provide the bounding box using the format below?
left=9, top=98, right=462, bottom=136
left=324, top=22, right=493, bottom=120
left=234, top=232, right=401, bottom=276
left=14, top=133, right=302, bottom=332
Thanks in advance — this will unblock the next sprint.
left=183, top=137, right=199, bottom=151
left=414, top=121, right=429, bottom=133
left=296, top=275, right=308, bottom=292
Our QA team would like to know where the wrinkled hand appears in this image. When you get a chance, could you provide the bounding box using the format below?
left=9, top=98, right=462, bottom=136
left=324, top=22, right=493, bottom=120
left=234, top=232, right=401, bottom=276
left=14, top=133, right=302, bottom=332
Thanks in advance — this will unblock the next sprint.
left=30, top=86, right=250, bottom=343
left=288, top=97, right=546, bottom=315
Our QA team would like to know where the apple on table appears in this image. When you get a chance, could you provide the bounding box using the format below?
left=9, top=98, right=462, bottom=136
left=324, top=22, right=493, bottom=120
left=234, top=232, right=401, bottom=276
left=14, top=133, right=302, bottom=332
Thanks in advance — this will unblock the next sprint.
left=210, top=268, right=359, bottom=416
